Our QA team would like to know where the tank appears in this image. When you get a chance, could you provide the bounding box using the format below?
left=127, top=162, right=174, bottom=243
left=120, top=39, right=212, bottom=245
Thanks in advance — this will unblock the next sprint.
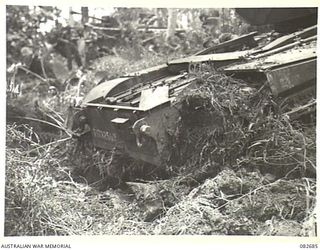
left=66, top=9, right=317, bottom=167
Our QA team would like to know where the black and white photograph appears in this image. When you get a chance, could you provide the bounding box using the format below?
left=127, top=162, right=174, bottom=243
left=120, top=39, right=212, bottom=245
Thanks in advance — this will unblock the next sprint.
left=3, top=1, right=318, bottom=246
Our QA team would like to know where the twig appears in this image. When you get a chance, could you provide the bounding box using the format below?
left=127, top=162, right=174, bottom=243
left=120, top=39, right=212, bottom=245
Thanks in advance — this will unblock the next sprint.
left=215, top=178, right=286, bottom=211
left=40, top=57, right=48, bottom=80
left=22, top=136, right=72, bottom=156
left=38, top=106, right=64, bottom=125
left=17, top=65, right=48, bottom=83
left=8, top=116, right=71, bottom=136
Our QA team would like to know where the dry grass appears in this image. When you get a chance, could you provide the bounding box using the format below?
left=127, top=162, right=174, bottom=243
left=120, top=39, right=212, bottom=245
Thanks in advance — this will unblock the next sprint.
left=5, top=103, right=316, bottom=236
left=155, top=169, right=316, bottom=235
left=170, top=67, right=316, bottom=180
left=5, top=123, right=156, bottom=236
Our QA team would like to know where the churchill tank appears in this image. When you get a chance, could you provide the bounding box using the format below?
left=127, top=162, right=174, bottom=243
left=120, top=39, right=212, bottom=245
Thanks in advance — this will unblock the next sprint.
left=66, top=8, right=317, bottom=167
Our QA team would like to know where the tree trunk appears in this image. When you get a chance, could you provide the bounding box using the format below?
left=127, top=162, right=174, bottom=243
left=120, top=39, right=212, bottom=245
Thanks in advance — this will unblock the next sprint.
left=81, top=7, right=89, bottom=24
left=68, top=7, right=75, bottom=26
left=80, top=7, right=89, bottom=67
left=154, top=8, right=166, bottom=27
left=166, top=8, right=177, bottom=42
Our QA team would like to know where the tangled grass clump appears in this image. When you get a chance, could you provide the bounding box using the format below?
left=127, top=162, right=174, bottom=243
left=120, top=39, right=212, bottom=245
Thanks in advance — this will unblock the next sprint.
left=171, top=68, right=316, bottom=180
left=5, top=123, right=154, bottom=236
left=155, top=169, right=316, bottom=236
